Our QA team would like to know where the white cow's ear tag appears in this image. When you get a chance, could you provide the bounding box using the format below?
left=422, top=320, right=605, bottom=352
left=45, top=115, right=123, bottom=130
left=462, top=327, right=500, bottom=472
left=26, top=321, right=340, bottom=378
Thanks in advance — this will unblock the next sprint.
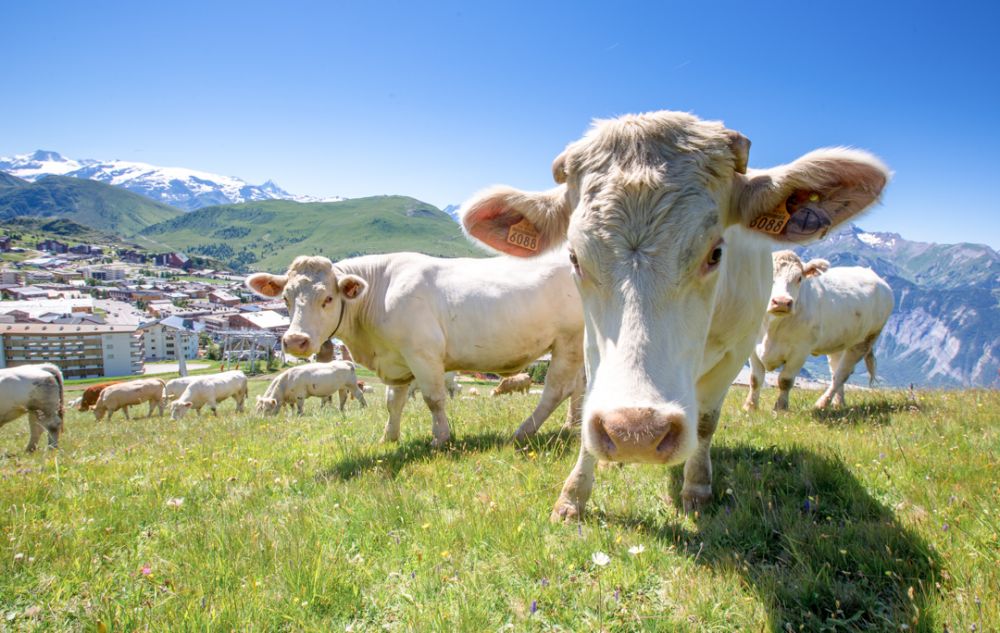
left=506, top=218, right=540, bottom=252
left=748, top=199, right=791, bottom=236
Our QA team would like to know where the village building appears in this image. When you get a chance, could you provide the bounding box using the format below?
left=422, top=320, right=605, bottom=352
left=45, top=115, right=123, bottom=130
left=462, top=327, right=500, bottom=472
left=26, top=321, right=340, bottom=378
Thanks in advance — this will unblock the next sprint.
left=139, top=315, right=203, bottom=361
left=0, top=323, right=144, bottom=379
left=208, top=289, right=241, bottom=307
left=227, top=310, right=290, bottom=334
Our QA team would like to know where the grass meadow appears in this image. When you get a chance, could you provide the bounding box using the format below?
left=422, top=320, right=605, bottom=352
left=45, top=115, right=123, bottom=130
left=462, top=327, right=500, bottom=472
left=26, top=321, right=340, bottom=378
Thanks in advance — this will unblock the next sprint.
left=1, top=376, right=997, bottom=631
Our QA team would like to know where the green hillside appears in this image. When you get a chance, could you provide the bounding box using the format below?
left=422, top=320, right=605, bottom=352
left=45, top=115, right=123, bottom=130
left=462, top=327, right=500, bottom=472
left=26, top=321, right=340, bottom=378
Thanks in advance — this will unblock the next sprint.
left=138, top=196, right=486, bottom=272
left=0, top=175, right=183, bottom=235
left=0, top=171, right=28, bottom=190
left=0, top=216, right=129, bottom=247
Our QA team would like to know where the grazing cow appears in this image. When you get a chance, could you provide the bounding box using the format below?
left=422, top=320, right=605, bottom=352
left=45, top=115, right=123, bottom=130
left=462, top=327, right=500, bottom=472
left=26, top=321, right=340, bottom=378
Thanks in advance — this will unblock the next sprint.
left=461, top=110, right=888, bottom=520
left=0, top=364, right=64, bottom=452
left=409, top=371, right=461, bottom=399
left=94, top=379, right=166, bottom=421
left=743, top=252, right=893, bottom=411
left=164, top=376, right=201, bottom=402
left=78, top=382, right=120, bottom=411
left=492, top=373, right=532, bottom=396
left=246, top=253, right=585, bottom=445
left=170, top=370, right=248, bottom=420
left=256, top=361, right=366, bottom=415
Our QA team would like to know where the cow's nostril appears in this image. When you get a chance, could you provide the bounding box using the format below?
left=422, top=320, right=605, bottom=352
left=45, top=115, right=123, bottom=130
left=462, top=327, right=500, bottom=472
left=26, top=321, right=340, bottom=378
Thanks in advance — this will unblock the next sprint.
left=591, top=413, right=617, bottom=455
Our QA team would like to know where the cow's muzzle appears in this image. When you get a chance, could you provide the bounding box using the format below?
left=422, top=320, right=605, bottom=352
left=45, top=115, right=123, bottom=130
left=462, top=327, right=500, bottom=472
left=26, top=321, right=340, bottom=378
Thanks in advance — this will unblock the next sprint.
left=586, top=406, right=687, bottom=464
left=282, top=332, right=314, bottom=357
left=768, top=297, right=793, bottom=314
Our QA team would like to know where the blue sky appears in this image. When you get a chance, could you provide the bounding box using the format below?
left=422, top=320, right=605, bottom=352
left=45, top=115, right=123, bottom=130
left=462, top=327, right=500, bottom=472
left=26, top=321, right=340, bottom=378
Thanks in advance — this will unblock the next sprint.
left=3, top=1, right=998, bottom=247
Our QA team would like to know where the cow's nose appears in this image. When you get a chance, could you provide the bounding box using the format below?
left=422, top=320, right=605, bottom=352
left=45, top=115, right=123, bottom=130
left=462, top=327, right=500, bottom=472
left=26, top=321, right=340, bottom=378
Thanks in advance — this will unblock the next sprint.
left=282, top=333, right=312, bottom=355
left=588, top=407, right=686, bottom=464
left=769, top=296, right=793, bottom=313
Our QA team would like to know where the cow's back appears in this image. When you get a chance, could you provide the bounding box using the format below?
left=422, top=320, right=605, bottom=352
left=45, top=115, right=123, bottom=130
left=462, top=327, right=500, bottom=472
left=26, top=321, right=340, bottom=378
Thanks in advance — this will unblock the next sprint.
left=805, top=267, right=894, bottom=354
left=363, top=253, right=582, bottom=373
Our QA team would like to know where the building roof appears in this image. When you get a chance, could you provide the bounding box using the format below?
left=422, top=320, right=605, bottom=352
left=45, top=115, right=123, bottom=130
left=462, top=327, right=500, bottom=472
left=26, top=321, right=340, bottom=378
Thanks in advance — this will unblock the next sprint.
left=236, top=310, right=289, bottom=330
left=0, top=323, right=138, bottom=334
left=0, top=297, right=95, bottom=318
left=210, top=289, right=240, bottom=302
left=140, top=315, right=206, bottom=333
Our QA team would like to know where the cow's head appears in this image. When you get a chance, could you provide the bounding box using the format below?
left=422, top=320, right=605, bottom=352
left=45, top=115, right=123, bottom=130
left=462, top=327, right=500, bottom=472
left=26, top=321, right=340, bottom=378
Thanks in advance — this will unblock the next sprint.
left=246, top=256, right=368, bottom=358
left=170, top=400, right=193, bottom=420
left=92, top=401, right=108, bottom=422
left=255, top=395, right=281, bottom=416
left=768, top=250, right=829, bottom=315
left=462, top=111, right=888, bottom=465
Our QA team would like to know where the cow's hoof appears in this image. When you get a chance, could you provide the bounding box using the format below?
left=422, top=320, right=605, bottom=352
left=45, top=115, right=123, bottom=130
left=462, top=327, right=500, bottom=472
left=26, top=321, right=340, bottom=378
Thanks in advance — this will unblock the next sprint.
left=773, top=403, right=789, bottom=413
left=742, top=401, right=757, bottom=412
left=380, top=434, right=400, bottom=443
left=597, top=460, right=622, bottom=471
left=430, top=435, right=451, bottom=449
left=550, top=498, right=582, bottom=523
left=681, top=487, right=712, bottom=514
left=511, top=429, right=534, bottom=446
left=813, top=399, right=830, bottom=410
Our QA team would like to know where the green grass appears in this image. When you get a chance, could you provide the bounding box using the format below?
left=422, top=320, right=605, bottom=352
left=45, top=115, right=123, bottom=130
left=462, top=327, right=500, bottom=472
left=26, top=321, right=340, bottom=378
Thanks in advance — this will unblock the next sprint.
left=1, top=385, right=997, bottom=631
left=137, top=196, right=485, bottom=272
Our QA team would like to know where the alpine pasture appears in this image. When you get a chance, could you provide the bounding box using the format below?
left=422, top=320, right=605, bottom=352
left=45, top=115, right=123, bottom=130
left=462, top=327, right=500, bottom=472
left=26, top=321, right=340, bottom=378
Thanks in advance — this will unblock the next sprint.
left=1, top=373, right=997, bottom=631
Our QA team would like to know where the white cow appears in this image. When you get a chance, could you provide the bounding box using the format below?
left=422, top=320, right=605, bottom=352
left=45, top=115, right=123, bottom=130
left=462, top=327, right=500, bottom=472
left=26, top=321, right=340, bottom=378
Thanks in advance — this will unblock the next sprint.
left=0, top=364, right=64, bottom=452
left=94, top=379, right=166, bottom=421
left=170, top=371, right=248, bottom=420
left=164, top=376, right=201, bottom=401
left=256, top=361, right=366, bottom=415
left=744, top=251, right=894, bottom=411
left=461, top=110, right=889, bottom=520
left=409, top=371, right=460, bottom=399
left=246, top=253, right=585, bottom=445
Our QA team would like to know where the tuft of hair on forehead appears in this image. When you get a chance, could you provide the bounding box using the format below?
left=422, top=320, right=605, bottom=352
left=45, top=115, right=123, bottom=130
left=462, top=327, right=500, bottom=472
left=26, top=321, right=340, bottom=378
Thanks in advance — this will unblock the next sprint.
left=772, top=249, right=803, bottom=271
left=287, top=255, right=335, bottom=277
left=564, top=111, right=738, bottom=183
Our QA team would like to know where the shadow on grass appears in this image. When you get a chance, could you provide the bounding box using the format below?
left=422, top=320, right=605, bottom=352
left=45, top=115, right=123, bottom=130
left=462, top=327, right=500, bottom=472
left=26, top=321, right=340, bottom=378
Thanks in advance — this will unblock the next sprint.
left=318, top=427, right=575, bottom=481
left=601, top=445, right=941, bottom=632
left=811, top=398, right=921, bottom=426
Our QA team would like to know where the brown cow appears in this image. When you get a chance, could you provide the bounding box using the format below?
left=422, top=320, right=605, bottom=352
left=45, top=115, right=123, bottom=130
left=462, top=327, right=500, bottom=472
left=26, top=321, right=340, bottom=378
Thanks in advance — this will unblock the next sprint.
left=78, top=382, right=121, bottom=411
left=491, top=373, right=532, bottom=396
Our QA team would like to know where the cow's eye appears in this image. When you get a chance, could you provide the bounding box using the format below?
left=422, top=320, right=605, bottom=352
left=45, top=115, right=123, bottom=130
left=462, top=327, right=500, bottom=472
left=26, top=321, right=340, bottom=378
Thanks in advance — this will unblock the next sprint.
left=796, top=274, right=803, bottom=283
left=568, top=250, right=580, bottom=273
left=322, top=296, right=334, bottom=308
left=705, top=239, right=724, bottom=271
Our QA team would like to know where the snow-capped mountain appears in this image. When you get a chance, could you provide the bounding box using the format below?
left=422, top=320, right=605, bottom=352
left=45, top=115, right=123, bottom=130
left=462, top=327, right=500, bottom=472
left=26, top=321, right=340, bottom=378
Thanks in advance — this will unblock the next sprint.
left=0, top=150, right=96, bottom=180
left=795, top=224, right=999, bottom=388
left=442, top=204, right=461, bottom=222
left=0, top=150, right=342, bottom=211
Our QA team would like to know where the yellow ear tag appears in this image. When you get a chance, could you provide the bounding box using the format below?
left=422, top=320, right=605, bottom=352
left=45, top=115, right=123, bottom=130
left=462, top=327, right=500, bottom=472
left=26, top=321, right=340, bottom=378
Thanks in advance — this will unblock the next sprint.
left=506, top=218, right=540, bottom=251
left=808, top=193, right=820, bottom=202
left=748, top=199, right=791, bottom=236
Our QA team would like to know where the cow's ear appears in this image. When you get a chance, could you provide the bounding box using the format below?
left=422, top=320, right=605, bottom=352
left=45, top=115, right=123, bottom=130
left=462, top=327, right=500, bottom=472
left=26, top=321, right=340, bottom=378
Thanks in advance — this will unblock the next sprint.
left=338, top=274, right=367, bottom=301
left=246, top=272, right=288, bottom=297
left=803, top=258, right=830, bottom=277
left=733, top=148, right=890, bottom=244
left=461, top=185, right=571, bottom=257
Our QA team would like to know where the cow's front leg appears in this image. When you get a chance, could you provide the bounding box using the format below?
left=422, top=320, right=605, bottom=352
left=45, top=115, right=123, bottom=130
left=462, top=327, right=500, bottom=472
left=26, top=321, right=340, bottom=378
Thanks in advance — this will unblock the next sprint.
left=774, top=356, right=806, bottom=411
left=560, top=367, right=586, bottom=432
left=26, top=411, right=43, bottom=453
left=514, top=345, right=582, bottom=442
left=551, top=444, right=598, bottom=522
left=681, top=408, right=720, bottom=512
left=742, top=351, right=765, bottom=411
left=381, top=384, right=409, bottom=442
left=419, top=383, right=450, bottom=448
left=338, top=389, right=348, bottom=413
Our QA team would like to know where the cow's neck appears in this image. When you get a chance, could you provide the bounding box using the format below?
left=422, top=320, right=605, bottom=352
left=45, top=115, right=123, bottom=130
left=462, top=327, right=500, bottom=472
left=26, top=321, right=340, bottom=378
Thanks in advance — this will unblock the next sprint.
left=327, top=255, right=391, bottom=371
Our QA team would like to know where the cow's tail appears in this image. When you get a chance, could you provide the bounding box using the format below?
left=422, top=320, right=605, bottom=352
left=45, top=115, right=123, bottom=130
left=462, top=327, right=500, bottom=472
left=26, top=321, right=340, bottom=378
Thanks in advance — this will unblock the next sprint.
left=40, top=364, right=65, bottom=423
left=864, top=349, right=878, bottom=388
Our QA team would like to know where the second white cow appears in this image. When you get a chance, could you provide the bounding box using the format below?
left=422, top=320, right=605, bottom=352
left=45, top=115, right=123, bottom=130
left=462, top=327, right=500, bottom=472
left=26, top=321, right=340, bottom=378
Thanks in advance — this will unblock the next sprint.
left=256, top=361, right=366, bottom=415
left=246, top=253, right=585, bottom=446
left=744, top=251, right=894, bottom=411
left=170, top=371, right=248, bottom=420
